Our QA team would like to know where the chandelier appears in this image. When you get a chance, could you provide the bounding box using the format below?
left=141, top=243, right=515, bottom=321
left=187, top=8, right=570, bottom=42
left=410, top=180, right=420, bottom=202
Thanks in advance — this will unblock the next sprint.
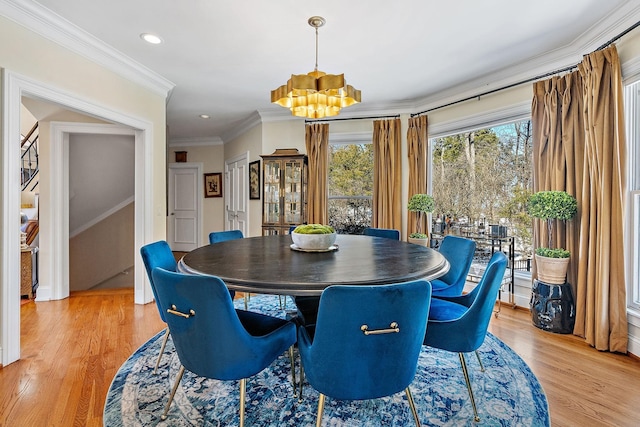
left=271, top=16, right=361, bottom=119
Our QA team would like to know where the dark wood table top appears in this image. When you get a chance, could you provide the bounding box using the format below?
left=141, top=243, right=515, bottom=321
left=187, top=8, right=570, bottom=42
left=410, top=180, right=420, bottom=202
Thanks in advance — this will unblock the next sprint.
left=179, top=234, right=449, bottom=296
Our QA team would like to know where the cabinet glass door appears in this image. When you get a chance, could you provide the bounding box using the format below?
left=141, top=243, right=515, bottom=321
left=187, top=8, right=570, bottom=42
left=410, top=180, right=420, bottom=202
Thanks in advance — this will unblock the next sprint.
left=264, top=160, right=280, bottom=224
left=283, top=160, right=303, bottom=224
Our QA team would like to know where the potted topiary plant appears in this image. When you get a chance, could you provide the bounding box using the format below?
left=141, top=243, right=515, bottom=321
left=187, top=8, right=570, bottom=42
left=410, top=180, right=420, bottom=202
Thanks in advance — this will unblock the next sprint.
left=527, top=190, right=578, bottom=284
left=407, top=193, right=435, bottom=246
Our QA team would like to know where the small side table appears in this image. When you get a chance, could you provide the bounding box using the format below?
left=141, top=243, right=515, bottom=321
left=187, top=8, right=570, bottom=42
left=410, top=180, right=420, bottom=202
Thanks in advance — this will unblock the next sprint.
left=20, top=247, right=38, bottom=299
left=530, top=279, right=575, bottom=334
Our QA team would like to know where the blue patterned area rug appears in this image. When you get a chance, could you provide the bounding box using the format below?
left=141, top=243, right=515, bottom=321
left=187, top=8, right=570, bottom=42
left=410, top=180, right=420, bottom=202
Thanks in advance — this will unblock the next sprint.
left=104, top=295, right=549, bottom=426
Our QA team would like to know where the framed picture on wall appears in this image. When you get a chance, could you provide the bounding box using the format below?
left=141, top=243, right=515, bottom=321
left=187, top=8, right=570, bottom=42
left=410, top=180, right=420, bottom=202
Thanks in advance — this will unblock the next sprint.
left=204, top=172, right=223, bottom=198
left=249, top=160, right=260, bottom=200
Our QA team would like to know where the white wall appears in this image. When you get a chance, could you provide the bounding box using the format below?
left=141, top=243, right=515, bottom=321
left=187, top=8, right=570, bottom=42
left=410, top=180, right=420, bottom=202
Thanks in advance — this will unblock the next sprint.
left=69, top=133, right=135, bottom=234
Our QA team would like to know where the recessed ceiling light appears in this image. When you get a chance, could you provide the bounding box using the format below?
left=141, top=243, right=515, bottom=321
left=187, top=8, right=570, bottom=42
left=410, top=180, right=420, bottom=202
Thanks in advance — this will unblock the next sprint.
left=140, top=33, right=163, bottom=44
left=199, top=114, right=211, bottom=119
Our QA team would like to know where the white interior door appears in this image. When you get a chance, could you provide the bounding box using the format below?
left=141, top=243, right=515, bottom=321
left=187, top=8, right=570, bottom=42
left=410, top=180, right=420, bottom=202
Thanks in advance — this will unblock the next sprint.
left=225, top=153, right=248, bottom=235
left=168, top=163, right=202, bottom=251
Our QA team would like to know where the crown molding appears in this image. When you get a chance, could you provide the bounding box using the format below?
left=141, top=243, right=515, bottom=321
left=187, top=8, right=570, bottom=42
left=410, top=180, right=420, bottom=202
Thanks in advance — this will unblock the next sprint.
left=0, top=0, right=175, bottom=98
left=169, top=136, right=223, bottom=147
left=221, top=111, right=263, bottom=144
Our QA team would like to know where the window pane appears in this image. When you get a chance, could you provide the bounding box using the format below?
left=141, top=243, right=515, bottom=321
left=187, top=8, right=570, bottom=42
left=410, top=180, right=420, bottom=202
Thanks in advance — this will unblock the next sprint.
left=431, top=120, right=533, bottom=266
left=328, top=143, right=373, bottom=234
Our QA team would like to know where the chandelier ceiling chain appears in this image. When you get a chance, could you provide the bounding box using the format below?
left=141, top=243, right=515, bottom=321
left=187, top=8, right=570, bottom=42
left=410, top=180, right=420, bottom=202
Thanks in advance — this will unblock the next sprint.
left=270, top=16, right=361, bottom=119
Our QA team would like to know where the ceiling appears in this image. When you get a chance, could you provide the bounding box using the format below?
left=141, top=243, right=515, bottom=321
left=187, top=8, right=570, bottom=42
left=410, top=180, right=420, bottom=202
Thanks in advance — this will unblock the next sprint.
left=19, top=0, right=640, bottom=143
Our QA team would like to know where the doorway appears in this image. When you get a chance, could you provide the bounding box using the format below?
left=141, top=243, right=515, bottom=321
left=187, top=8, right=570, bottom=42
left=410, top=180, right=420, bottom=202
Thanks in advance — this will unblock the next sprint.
left=2, top=71, right=157, bottom=366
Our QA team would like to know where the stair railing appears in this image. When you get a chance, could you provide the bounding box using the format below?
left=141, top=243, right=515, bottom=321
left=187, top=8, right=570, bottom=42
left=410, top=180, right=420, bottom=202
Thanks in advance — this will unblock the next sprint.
left=21, top=122, right=39, bottom=191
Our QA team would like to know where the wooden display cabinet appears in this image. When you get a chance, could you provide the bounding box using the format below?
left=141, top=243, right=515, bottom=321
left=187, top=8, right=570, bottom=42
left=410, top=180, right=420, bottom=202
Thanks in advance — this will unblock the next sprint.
left=260, top=149, right=308, bottom=235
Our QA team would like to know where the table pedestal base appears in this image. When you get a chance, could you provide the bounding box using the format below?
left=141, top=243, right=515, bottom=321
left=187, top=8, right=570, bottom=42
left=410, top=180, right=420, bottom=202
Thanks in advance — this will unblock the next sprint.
left=530, top=279, right=575, bottom=334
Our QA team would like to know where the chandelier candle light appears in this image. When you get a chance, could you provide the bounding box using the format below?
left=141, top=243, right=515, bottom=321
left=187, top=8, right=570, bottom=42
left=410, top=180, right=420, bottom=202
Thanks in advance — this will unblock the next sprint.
left=271, top=16, right=361, bottom=119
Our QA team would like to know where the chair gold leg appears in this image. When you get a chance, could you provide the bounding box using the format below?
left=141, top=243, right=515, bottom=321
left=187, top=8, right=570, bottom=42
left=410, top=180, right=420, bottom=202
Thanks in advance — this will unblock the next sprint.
left=289, top=345, right=297, bottom=397
left=475, top=350, right=485, bottom=372
left=161, top=365, right=185, bottom=420
left=459, top=353, right=480, bottom=422
left=279, top=294, right=287, bottom=309
left=244, top=294, right=249, bottom=310
left=154, top=327, right=170, bottom=374
left=315, top=393, right=325, bottom=427
left=239, top=378, right=246, bottom=427
left=298, top=363, right=305, bottom=403
left=405, top=386, right=421, bottom=427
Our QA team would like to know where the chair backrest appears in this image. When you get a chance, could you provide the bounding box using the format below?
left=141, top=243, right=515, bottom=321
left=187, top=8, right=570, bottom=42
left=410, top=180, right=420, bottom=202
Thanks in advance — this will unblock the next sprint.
left=151, top=267, right=291, bottom=381
left=436, top=236, right=476, bottom=294
left=140, top=240, right=177, bottom=323
left=363, top=227, right=400, bottom=240
left=299, top=281, right=431, bottom=400
left=209, top=229, right=244, bottom=244
left=426, top=251, right=507, bottom=353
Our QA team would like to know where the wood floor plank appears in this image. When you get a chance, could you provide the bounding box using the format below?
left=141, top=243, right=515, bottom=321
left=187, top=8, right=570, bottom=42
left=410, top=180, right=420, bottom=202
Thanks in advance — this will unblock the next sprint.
left=1, top=288, right=639, bottom=426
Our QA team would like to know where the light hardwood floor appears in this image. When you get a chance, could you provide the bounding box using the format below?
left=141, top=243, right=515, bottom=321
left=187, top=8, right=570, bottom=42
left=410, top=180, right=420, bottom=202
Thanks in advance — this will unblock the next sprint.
left=1, top=288, right=639, bottom=426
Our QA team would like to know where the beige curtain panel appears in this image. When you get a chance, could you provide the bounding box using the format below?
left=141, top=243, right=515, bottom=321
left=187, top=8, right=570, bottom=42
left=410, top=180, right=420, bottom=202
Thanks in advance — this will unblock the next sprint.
left=372, top=118, right=402, bottom=231
left=407, top=115, right=429, bottom=236
left=531, top=45, right=627, bottom=353
left=305, top=123, right=330, bottom=225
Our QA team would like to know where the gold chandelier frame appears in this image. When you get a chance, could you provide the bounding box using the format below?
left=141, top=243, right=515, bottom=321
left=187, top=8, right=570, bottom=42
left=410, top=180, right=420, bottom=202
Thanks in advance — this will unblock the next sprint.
left=271, top=16, right=361, bottom=119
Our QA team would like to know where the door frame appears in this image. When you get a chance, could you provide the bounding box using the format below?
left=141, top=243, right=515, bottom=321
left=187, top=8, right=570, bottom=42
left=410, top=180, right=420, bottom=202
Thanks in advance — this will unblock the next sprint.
left=167, top=162, right=203, bottom=250
left=1, top=70, right=156, bottom=365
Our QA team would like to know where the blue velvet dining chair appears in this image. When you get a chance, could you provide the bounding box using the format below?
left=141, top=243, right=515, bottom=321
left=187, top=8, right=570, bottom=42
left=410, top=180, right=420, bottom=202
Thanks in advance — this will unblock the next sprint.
left=424, top=251, right=508, bottom=422
left=208, top=229, right=256, bottom=309
left=208, top=229, right=244, bottom=244
left=295, top=227, right=400, bottom=326
left=297, top=281, right=432, bottom=426
left=431, top=235, right=476, bottom=297
left=363, top=227, right=401, bottom=240
left=151, top=267, right=297, bottom=426
left=141, top=241, right=237, bottom=375
left=140, top=240, right=178, bottom=374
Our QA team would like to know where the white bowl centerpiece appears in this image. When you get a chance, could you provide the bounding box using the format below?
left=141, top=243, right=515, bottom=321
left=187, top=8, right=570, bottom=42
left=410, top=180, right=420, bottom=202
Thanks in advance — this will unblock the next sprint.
left=291, top=224, right=336, bottom=250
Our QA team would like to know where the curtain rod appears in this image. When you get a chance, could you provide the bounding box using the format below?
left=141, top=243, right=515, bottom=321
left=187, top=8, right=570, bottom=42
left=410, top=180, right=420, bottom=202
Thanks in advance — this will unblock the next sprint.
left=411, top=20, right=640, bottom=118
left=305, top=114, right=400, bottom=124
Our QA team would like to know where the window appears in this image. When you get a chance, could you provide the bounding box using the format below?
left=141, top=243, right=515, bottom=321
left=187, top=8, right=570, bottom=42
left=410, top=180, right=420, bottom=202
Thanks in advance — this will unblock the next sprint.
left=328, top=142, right=373, bottom=234
left=625, top=79, right=640, bottom=309
left=431, top=120, right=533, bottom=269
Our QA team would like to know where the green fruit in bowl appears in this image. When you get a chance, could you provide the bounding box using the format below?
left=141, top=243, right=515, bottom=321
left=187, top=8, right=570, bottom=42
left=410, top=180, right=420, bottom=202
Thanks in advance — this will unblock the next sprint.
left=293, top=224, right=335, bottom=234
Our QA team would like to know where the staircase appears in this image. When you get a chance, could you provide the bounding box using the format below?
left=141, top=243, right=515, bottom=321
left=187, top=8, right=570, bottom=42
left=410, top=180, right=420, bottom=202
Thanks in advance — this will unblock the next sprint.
left=21, top=122, right=39, bottom=192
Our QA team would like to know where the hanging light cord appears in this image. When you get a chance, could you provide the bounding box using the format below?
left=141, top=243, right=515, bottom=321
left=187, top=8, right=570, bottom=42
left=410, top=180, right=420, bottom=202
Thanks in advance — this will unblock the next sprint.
left=314, top=24, right=319, bottom=73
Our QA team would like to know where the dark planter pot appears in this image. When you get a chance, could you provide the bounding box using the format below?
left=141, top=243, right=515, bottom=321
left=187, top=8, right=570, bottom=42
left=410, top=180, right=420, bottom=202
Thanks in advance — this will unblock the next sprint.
left=530, top=279, right=575, bottom=334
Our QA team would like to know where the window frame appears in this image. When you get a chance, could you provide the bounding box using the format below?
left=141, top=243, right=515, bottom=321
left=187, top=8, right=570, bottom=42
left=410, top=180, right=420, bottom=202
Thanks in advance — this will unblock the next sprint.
left=624, top=79, right=640, bottom=311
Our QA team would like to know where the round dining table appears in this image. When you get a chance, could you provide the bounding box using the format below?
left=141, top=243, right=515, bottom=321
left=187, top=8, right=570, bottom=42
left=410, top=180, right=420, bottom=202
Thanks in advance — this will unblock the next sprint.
left=178, top=234, right=449, bottom=296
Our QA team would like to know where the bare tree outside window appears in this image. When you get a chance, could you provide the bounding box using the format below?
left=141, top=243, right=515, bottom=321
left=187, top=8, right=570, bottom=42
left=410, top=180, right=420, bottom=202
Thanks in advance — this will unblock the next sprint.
left=432, top=120, right=533, bottom=260
left=328, top=143, right=373, bottom=234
